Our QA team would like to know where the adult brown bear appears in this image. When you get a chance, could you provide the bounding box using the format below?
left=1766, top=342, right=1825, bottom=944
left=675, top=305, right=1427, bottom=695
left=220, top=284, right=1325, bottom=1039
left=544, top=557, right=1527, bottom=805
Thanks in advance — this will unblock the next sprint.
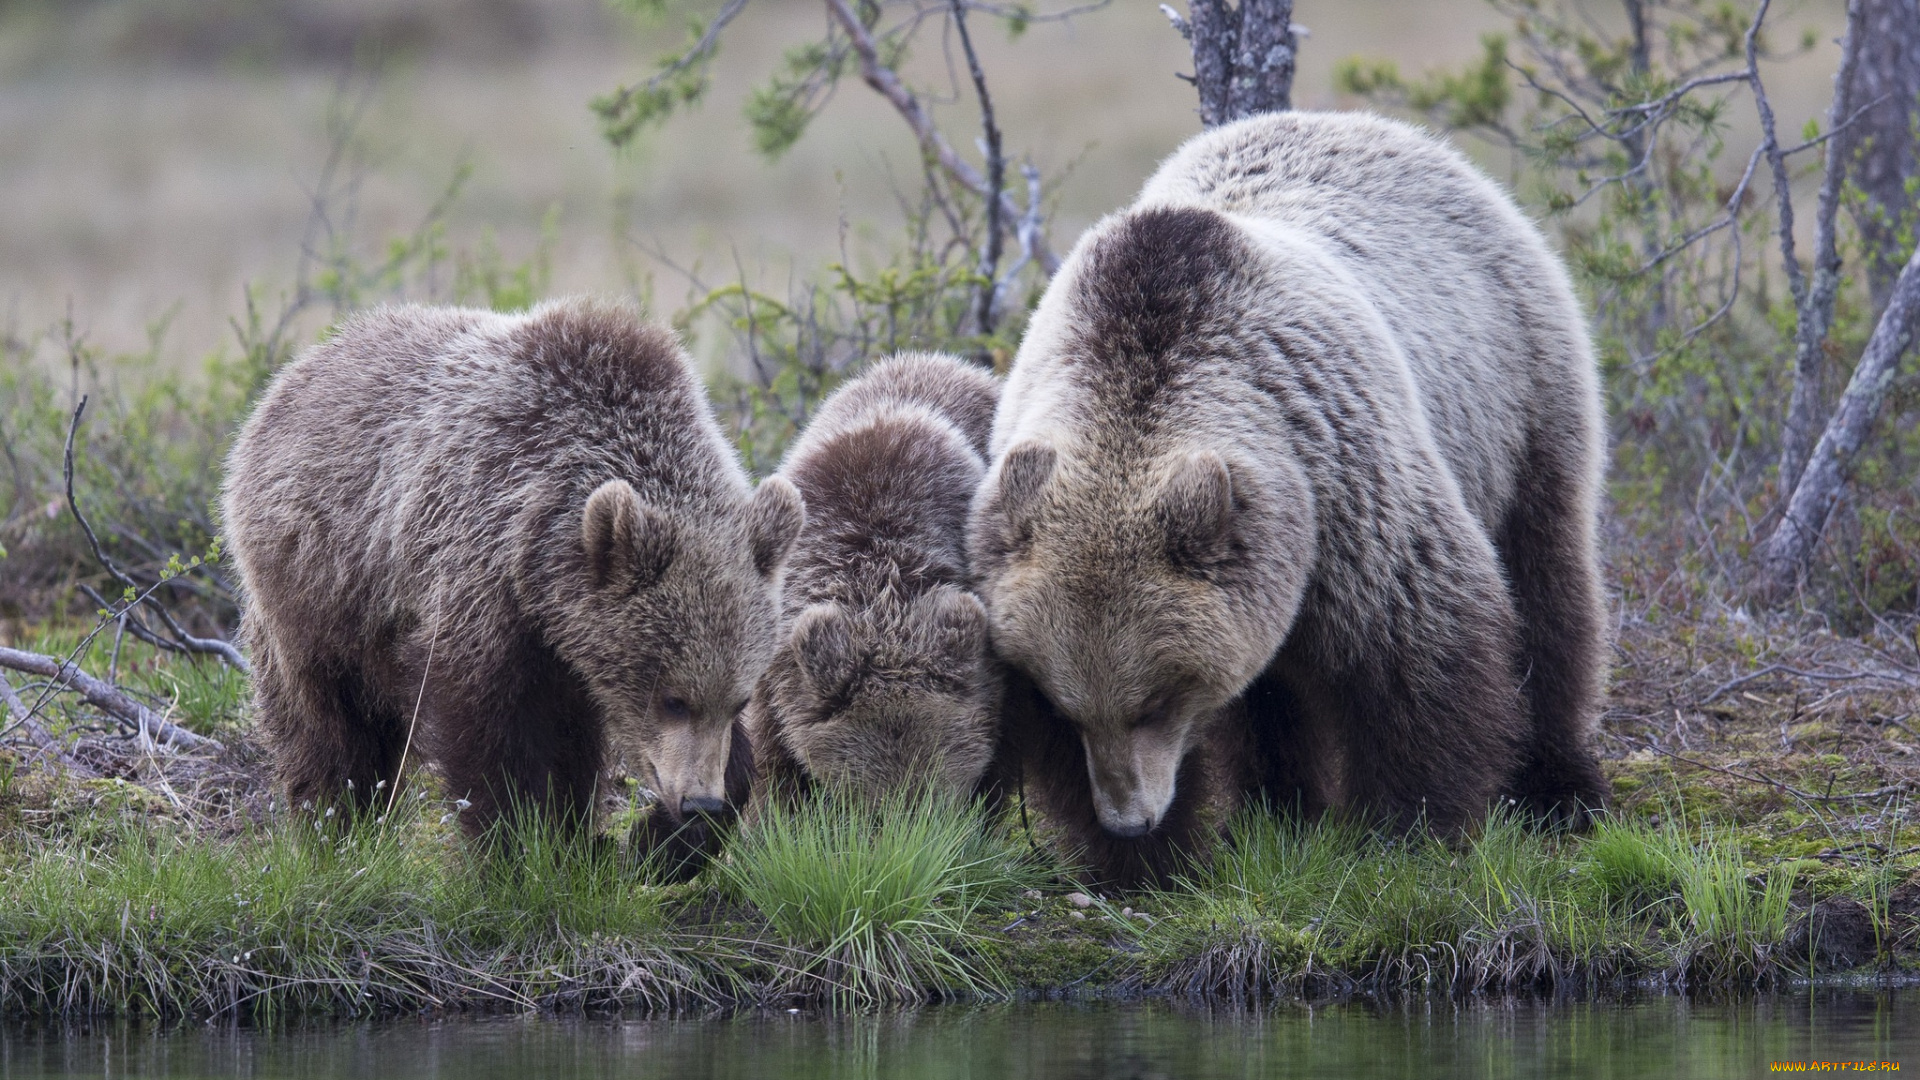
left=222, top=298, right=803, bottom=851
left=969, top=112, right=1610, bottom=885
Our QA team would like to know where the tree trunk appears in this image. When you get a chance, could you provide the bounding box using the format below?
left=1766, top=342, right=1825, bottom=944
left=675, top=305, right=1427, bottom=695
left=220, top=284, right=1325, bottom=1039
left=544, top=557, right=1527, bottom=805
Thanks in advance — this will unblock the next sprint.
left=1773, top=0, right=1866, bottom=498
left=1172, top=0, right=1298, bottom=126
left=1758, top=240, right=1920, bottom=599
left=1843, top=0, right=1920, bottom=317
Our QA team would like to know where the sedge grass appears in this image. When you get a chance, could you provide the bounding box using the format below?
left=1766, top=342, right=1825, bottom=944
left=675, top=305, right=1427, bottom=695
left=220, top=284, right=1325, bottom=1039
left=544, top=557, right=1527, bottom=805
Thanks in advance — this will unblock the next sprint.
left=0, top=797, right=710, bottom=1018
left=1134, top=807, right=1810, bottom=999
left=716, top=788, right=1050, bottom=1007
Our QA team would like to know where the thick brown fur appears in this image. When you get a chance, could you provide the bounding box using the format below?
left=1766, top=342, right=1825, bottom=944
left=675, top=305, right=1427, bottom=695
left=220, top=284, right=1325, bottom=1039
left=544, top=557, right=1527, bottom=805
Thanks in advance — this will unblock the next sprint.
left=745, top=353, right=1004, bottom=810
left=972, top=112, right=1610, bottom=885
left=221, top=298, right=803, bottom=853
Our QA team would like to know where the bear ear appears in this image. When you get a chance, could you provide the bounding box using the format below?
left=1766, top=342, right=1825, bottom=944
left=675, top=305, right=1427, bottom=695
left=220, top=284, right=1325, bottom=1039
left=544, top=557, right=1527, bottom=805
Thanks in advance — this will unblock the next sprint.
left=910, top=586, right=989, bottom=662
left=1157, top=451, right=1234, bottom=572
left=973, top=440, right=1056, bottom=561
left=789, top=603, right=856, bottom=702
left=583, top=479, right=677, bottom=591
left=747, top=475, right=806, bottom=578
left=998, top=440, right=1056, bottom=515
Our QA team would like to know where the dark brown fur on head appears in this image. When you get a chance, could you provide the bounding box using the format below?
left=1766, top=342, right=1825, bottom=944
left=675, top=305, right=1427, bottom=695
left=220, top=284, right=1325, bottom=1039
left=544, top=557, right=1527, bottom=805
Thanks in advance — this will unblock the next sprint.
left=747, top=354, right=1003, bottom=809
left=222, top=298, right=802, bottom=859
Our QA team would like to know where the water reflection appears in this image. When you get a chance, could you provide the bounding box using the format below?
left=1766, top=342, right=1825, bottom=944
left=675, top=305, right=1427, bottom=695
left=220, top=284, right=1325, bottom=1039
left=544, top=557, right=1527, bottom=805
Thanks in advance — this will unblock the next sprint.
left=4, top=990, right=1915, bottom=1079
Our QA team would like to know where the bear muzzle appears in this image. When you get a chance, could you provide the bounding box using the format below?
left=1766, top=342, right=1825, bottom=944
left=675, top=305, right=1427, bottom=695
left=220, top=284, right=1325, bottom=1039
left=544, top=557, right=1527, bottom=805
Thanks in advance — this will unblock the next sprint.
left=646, top=723, right=735, bottom=822
left=1084, top=732, right=1182, bottom=839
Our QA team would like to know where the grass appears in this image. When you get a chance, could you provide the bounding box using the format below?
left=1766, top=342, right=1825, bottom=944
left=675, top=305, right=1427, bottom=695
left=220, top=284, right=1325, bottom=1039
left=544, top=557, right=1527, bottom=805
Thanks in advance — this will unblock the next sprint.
left=2, top=558, right=1917, bottom=1020
left=717, top=788, right=1049, bottom=1007
left=0, top=797, right=709, bottom=1019
left=1124, top=807, right=1886, bottom=1004
left=0, top=718, right=1915, bottom=1020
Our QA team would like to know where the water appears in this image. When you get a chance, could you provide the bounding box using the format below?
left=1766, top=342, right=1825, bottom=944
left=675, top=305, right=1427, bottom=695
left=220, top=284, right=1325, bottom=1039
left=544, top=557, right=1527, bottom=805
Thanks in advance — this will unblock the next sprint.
left=4, top=991, right=1915, bottom=1079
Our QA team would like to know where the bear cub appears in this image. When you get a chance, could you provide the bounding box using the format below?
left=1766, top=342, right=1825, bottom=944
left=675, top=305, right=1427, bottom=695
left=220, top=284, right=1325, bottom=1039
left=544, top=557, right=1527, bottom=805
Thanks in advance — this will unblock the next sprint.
left=222, top=298, right=803, bottom=850
left=745, top=353, right=1003, bottom=808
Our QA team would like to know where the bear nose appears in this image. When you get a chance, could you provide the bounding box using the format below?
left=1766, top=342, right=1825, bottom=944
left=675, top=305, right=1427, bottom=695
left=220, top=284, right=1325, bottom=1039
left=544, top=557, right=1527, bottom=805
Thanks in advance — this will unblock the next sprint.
left=680, top=794, right=730, bottom=817
left=1103, top=815, right=1154, bottom=839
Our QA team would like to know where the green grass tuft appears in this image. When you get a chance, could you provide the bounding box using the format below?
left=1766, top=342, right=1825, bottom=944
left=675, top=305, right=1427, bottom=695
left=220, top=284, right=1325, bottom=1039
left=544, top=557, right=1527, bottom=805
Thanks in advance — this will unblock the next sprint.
left=0, top=796, right=707, bottom=1018
left=717, top=788, right=1049, bottom=1006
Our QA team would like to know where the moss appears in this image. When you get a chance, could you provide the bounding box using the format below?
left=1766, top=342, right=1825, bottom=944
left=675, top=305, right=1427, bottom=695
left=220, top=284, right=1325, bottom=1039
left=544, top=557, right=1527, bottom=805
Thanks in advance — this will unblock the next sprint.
left=984, top=916, right=1126, bottom=992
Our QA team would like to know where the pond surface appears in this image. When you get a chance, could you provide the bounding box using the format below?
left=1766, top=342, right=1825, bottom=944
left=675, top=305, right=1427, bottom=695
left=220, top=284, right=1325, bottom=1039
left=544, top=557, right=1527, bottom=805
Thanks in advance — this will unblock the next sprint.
left=4, top=990, right=1915, bottom=1079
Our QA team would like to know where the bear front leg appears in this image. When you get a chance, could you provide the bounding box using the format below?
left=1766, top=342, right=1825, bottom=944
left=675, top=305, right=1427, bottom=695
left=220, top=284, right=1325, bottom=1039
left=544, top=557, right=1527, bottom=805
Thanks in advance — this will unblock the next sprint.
left=1295, top=530, right=1530, bottom=835
left=251, top=629, right=406, bottom=819
left=428, top=635, right=606, bottom=843
left=1495, top=434, right=1612, bottom=828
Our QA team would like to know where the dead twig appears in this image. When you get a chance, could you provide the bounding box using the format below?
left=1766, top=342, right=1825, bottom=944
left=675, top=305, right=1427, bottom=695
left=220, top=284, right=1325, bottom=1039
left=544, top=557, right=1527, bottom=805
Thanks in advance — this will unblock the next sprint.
left=1701, top=663, right=1883, bottom=703
left=823, top=0, right=1058, bottom=274
left=0, top=645, right=222, bottom=752
left=0, top=670, right=99, bottom=777
left=1636, top=737, right=1903, bottom=803
left=63, top=397, right=249, bottom=673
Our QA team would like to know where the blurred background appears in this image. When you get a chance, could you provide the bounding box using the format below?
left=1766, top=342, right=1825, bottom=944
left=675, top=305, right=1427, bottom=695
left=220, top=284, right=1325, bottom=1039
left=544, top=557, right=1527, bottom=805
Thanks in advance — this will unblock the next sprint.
left=0, top=0, right=1850, bottom=364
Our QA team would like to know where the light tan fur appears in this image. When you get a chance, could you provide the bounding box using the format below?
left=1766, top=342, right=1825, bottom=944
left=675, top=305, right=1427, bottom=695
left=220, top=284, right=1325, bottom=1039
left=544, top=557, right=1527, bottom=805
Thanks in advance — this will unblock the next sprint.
left=973, top=112, right=1608, bottom=876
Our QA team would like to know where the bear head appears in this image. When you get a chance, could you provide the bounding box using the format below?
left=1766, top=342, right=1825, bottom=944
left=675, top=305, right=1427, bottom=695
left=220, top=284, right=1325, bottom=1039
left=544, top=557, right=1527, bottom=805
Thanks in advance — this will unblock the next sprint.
left=553, top=474, right=803, bottom=822
left=761, top=585, right=1000, bottom=801
left=969, top=439, right=1313, bottom=838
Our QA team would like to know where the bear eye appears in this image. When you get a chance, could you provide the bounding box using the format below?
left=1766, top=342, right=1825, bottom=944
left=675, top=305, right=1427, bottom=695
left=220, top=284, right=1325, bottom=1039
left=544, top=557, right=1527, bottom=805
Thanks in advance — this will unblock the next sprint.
left=661, top=694, right=691, bottom=719
left=1134, top=699, right=1174, bottom=730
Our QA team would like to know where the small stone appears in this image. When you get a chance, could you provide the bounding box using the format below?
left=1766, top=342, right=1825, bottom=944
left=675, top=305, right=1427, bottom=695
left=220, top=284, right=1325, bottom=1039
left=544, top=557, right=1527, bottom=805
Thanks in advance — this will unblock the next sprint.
left=1066, top=892, right=1095, bottom=909
left=1022, top=889, right=1043, bottom=901
left=1070, top=910, right=1087, bottom=921
left=1121, top=906, right=1133, bottom=917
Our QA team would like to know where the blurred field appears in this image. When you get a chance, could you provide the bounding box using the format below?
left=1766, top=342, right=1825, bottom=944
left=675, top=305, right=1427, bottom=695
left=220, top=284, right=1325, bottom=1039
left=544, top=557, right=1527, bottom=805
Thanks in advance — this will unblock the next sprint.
left=0, top=0, right=1848, bottom=363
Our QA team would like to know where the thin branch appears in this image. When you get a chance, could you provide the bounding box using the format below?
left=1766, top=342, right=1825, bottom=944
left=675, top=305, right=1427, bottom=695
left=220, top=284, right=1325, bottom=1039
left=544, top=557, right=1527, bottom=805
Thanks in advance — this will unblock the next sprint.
left=950, top=0, right=1006, bottom=336
left=63, top=397, right=250, bottom=672
left=597, top=0, right=752, bottom=121
left=1770, top=0, right=1866, bottom=495
left=989, top=162, right=1046, bottom=323
left=0, top=670, right=98, bottom=777
left=1638, top=737, right=1905, bottom=803
left=823, top=0, right=1058, bottom=274
left=1700, top=662, right=1885, bottom=704
left=0, top=646, right=221, bottom=751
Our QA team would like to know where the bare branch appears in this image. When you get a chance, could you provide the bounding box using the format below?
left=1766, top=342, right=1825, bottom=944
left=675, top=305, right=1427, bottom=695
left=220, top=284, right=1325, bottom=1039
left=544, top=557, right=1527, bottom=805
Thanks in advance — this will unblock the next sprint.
left=0, top=671, right=99, bottom=777
left=990, top=162, right=1046, bottom=323
left=0, top=646, right=221, bottom=752
left=63, top=397, right=250, bottom=673
left=1760, top=239, right=1920, bottom=593
left=1769, top=0, right=1866, bottom=495
left=951, top=0, right=1006, bottom=337
left=823, top=0, right=1059, bottom=274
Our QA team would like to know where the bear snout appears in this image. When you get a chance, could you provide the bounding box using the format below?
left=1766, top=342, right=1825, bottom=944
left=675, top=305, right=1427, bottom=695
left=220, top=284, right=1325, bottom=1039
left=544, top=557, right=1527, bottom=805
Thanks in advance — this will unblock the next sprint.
left=1100, top=812, right=1156, bottom=839
left=680, top=794, right=730, bottom=817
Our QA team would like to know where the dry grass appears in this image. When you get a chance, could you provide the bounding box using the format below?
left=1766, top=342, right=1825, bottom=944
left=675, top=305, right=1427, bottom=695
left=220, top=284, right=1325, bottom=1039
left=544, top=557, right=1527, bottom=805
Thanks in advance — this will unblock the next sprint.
left=0, top=0, right=1848, bottom=361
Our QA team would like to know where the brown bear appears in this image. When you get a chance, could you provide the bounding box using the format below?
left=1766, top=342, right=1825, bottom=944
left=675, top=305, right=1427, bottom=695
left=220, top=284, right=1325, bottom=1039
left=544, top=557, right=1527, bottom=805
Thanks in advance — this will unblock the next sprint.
left=745, top=353, right=1004, bottom=809
left=970, top=111, right=1610, bottom=885
left=221, top=298, right=804, bottom=851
